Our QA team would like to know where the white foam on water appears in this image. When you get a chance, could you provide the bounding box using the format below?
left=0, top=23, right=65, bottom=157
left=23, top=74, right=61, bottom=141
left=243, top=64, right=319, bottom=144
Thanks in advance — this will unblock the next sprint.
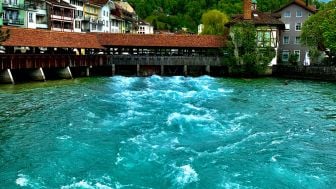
left=61, top=180, right=94, bottom=189
left=175, top=165, right=199, bottom=186
left=271, top=155, right=281, bottom=162
left=166, top=112, right=214, bottom=126
left=16, top=174, right=29, bottom=187
left=218, top=88, right=234, bottom=93
left=56, top=135, right=72, bottom=140
left=115, top=153, right=124, bottom=165
left=95, top=183, right=113, bottom=189
left=184, top=103, right=202, bottom=111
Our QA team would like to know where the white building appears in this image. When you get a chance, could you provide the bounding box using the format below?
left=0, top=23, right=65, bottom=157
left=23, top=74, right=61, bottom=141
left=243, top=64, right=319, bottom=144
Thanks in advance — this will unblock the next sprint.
left=137, top=21, right=153, bottom=34
left=100, top=0, right=114, bottom=33
left=67, top=0, right=84, bottom=33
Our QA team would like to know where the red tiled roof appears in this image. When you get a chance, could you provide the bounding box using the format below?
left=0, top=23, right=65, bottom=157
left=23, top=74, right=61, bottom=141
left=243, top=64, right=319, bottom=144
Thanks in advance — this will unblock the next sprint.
left=274, top=0, right=317, bottom=13
left=1, top=27, right=103, bottom=49
left=88, top=0, right=109, bottom=6
left=227, top=11, right=285, bottom=28
left=95, top=33, right=225, bottom=48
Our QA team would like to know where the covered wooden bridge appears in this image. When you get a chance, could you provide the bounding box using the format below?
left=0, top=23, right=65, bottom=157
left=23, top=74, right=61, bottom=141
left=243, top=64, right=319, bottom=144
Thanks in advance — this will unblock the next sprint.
left=0, top=27, right=226, bottom=83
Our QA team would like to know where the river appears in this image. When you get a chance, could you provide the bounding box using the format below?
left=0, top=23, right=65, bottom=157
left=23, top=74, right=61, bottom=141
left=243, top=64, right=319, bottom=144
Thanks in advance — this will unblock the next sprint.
left=0, top=76, right=335, bottom=188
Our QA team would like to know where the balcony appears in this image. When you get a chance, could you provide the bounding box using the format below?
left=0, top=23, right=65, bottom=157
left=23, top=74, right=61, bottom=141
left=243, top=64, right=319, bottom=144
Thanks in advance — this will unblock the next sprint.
left=50, top=14, right=73, bottom=22
left=36, top=23, right=48, bottom=29
left=3, top=18, right=24, bottom=25
left=3, top=1, right=25, bottom=10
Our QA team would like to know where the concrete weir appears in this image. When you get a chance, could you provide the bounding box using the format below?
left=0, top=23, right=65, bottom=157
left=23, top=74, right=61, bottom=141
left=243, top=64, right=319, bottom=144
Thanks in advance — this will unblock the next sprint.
left=0, top=69, right=15, bottom=84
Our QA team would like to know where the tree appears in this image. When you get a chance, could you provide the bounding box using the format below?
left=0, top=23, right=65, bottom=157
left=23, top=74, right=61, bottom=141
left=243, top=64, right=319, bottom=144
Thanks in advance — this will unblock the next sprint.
left=301, top=0, right=336, bottom=64
left=201, top=9, right=228, bottom=35
left=225, top=22, right=275, bottom=76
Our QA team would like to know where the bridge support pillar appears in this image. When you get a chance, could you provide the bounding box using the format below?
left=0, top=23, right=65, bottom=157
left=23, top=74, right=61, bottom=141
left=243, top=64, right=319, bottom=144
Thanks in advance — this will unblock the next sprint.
left=0, top=69, right=15, bottom=84
left=161, top=65, right=164, bottom=76
left=184, top=65, right=188, bottom=76
left=57, top=66, right=73, bottom=79
left=205, top=65, right=211, bottom=75
left=29, top=67, right=46, bottom=81
left=86, top=67, right=90, bottom=77
left=137, top=64, right=140, bottom=76
left=112, top=64, right=116, bottom=76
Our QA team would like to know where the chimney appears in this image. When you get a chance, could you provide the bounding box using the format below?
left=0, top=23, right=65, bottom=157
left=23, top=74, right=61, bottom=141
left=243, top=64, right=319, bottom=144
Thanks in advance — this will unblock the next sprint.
left=243, top=0, right=252, bottom=20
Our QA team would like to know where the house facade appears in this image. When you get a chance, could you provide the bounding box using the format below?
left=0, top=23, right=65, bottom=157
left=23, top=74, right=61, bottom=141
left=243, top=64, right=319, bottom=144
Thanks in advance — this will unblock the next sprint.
left=0, top=3, right=3, bottom=26
left=24, top=0, right=48, bottom=30
left=226, top=0, right=285, bottom=65
left=67, top=0, right=84, bottom=32
left=2, top=0, right=25, bottom=27
left=137, top=21, right=153, bottom=34
left=83, top=1, right=103, bottom=32
left=46, top=0, right=75, bottom=32
left=275, top=0, right=317, bottom=65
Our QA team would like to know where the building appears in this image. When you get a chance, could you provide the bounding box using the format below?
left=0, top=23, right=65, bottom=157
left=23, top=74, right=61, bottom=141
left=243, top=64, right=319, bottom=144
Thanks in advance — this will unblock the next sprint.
left=67, top=0, right=84, bottom=32
left=24, top=0, right=48, bottom=30
left=0, top=3, right=3, bottom=26
left=97, top=0, right=114, bottom=33
left=226, top=0, right=285, bottom=65
left=274, top=0, right=317, bottom=65
left=46, top=0, right=75, bottom=32
left=113, top=1, right=137, bottom=33
left=137, top=20, right=153, bottom=34
left=2, top=0, right=26, bottom=27
left=83, top=0, right=103, bottom=32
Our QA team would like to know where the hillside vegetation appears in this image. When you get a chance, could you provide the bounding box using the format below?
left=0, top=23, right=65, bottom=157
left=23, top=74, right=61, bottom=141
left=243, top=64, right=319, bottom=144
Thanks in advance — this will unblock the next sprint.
left=127, top=0, right=322, bottom=33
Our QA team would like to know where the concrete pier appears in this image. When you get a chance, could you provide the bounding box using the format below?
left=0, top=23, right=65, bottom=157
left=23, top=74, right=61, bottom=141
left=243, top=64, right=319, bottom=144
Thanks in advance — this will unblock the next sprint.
left=112, top=64, right=116, bottom=76
left=0, top=69, right=15, bottom=84
left=184, top=65, right=188, bottom=76
left=205, top=65, right=211, bottom=75
left=29, top=68, right=46, bottom=81
left=161, top=65, right=164, bottom=76
left=137, top=64, right=140, bottom=76
left=86, top=67, right=90, bottom=77
left=57, top=66, right=73, bottom=79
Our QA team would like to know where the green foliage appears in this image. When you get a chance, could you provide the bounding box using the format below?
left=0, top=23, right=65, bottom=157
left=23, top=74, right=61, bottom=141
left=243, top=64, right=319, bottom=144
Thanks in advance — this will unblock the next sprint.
left=128, top=0, right=306, bottom=32
left=201, top=10, right=228, bottom=35
left=224, top=22, right=275, bottom=76
left=302, top=0, right=336, bottom=63
left=288, top=53, right=299, bottom=65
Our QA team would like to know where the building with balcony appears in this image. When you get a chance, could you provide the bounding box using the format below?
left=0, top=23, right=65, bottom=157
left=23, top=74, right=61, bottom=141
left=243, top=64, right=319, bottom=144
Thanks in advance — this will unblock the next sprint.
left=46, top=0, right=75, bottom=32
left=83, top=0, right=103, bottom=32
left=24, top=0, right=48, bottom=29
left=113, top=1, right=137, bottom=33
left=0, top=3, right=3, bottom=26
left=66, top=0, right=84, bottom=32
left=2, top=0, right=25, bottom=27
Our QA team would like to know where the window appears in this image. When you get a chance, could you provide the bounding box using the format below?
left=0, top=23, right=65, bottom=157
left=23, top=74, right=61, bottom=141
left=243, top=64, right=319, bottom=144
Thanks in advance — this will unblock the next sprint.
left=282, top=51, right=290, bottom=62
left=294, top=50, right=301, bottom=61
left=75, top=20, right=81, bottom=29
left=285, top=24, right=290, bottom=31
left=295, top=36, right=301, bottom=44
left=296, top=10, right=302, bottom=17
left=284, top=11, right=291, bottom=18
left=295, top=23, right=302, bottom=31
left=28, top=12, right=33, bottom=23
left=283, top=36, right=290, bottom=44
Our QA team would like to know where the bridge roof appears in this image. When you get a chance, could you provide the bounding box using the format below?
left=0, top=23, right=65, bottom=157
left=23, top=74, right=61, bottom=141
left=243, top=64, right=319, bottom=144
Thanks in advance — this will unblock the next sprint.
left=0, top=27, right=225, bottom=49
left=95, top=33, right=225, bottom=48
left=1, top=27, right=104, bottom=49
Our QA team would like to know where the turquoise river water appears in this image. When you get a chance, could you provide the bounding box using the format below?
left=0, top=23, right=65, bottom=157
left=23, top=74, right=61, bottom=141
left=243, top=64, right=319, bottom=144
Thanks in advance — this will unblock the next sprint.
left=0, top=76, right=335, bottom=189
